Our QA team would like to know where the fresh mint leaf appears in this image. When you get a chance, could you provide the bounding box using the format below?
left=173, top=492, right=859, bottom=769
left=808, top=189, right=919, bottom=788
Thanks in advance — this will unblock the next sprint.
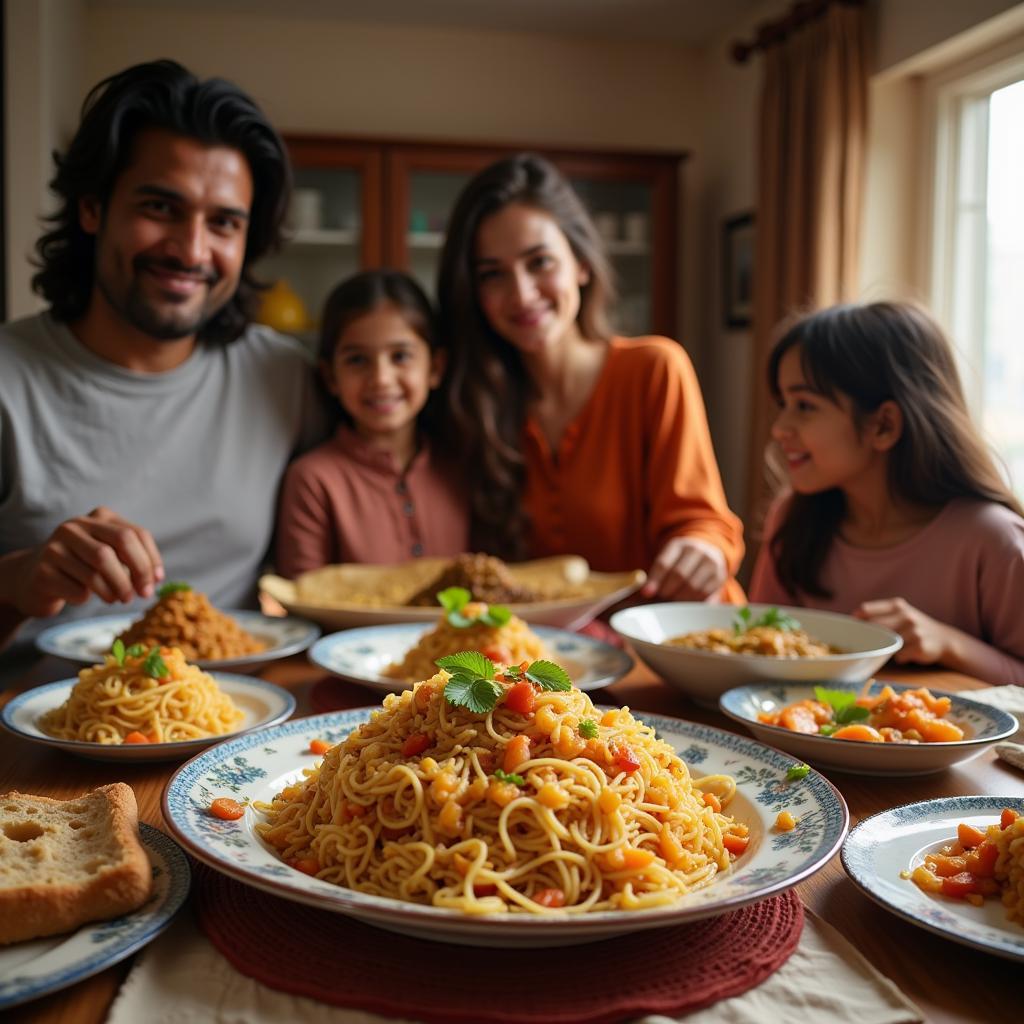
left=444, top=673, right=503, bottom=714
left=818, top=723, right=839, bottom=736
left=446, top=611, right=476, bottom=629
left=480, top=604, right=512, bottom=627
left=111, top=639, right=126, bottom=666
left=158, top=581, right=191, bottom=598
left=785, top=763, right=811, bottom=781
left=502, top=664, right=523, bottom=680
left=438, top=587, right=471, bottom=614
left=437, top=651, right=495, bottom=679
left=835, top=703, right=870, bottom=725
left=579, top=719, right=599, bottom=739
left=143, top=647, right=169, bottom=679
left=733, top=606, right=753, bottom=635
left=753, top=607, right=801, bottom=632
left=493, top=768, right=525, bottom=786
left=812, top=686, right=869, bottom=725
left=524, top=660, right=572, bottom=692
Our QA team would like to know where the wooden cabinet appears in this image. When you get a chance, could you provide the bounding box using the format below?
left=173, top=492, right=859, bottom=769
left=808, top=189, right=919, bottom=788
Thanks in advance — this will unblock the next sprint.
left=255, top=136, right=686, bottom=350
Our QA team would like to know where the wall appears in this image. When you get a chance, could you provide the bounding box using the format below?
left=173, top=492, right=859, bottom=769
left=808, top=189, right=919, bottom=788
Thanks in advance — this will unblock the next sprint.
left=4, top=0, right=85, bottom=318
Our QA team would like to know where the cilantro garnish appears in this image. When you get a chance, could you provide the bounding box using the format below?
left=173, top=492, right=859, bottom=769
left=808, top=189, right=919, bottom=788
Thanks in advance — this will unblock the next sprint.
left=158, top=581, right=192, bottom=598
left=143, top=647, right=169, bottom=679
left=523, top=660, right=572, bottom=692
left=785, top=763, right=811, bottom=781
left=493, top=768, right=525, bottom=786
left=126, top=643, right=145, bottom=657
left=111, top=639, right=126, bottom=665
left=579, top=719, right=599, bottom=739
left=437, top=587, right=512, bottom=629
left=439, top=652, right=573, bottom=713
left=734, top=605, right=801, bottom=634
left=813, top=686, right=869, bottom=725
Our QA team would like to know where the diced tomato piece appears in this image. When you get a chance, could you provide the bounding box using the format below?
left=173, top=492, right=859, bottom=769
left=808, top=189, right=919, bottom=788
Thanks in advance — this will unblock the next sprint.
left=503, top=681, right=536, bottom=714
left=702, top=792, right=722, bottom=813
left=286, top=857, right=320, bottom=876
left=308, top=738, right=330, bottom=755
left=612, top=744, right=641, bottom=774
left=209, top=797, right=245, bottom=821
left=940, top=871, right=979, bottom=898
left=957, top=823, right=986, bottom=848
left=482, top=644, right=512, bottom=665
left=532, top=887, right=566, bottom=908
left=964, top=841, right=999, bottom=878
left=723, top=833, right=749, bottom=855
left=1001, top=808, right=1019, bottom=830
left=123, top=731, right=150, bottom=744
left=473, top=883, right=497, bottom=897
left=401, top=732, right=432, bottom=758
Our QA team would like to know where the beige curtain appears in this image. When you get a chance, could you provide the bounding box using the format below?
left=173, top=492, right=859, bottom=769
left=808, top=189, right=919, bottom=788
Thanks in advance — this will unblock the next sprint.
left=746, top=1, right=868, bottom=530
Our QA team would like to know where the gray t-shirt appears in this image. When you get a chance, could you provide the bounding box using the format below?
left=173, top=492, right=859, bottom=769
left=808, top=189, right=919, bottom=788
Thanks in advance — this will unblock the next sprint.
left=0, top=312, right=326, bottom=645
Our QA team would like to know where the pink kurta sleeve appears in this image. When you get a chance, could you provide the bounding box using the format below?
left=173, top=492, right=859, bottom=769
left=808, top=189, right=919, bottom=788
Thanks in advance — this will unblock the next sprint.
left=274, top=458, right=336, bottom=579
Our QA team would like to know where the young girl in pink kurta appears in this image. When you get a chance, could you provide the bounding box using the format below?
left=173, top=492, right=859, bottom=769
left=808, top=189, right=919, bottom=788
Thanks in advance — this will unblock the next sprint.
left=749, top=301, right=1024, bottom=685
left=274, top=271, right=468, bottom=576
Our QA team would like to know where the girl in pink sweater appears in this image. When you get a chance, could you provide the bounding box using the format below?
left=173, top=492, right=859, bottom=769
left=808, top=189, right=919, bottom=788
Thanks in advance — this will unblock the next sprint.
left=749, top=301, right=1024, bottom=684
left=275, top=271, right=468, bottom=575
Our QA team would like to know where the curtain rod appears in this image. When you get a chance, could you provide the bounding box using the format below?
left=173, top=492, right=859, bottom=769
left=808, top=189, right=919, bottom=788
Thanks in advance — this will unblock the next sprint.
left=731, top=0, right=865, bottom=64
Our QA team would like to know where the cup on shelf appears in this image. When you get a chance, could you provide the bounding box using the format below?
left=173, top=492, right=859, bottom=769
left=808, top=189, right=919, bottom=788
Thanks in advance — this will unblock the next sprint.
left=410, top=210, right=429, bottom=234
left=290, top=189, right=323, bottom=232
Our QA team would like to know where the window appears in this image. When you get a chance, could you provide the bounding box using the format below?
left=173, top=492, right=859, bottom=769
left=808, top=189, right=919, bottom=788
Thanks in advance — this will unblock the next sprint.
left=931, top=51, right=1024, bottom=497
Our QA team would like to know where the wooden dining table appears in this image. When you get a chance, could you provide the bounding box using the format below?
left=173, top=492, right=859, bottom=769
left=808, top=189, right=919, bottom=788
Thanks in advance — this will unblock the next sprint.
left=1, top=648, right=1021, bottom=1023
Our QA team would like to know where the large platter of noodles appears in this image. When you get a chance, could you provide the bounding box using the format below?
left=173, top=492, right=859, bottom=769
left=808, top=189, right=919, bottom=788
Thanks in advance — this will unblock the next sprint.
left=164, top=663, right=848, bottom=946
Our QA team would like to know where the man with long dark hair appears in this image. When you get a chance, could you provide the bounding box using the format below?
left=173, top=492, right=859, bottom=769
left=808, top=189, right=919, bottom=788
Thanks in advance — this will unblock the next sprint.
left=0, top=60, right=324, bottom=651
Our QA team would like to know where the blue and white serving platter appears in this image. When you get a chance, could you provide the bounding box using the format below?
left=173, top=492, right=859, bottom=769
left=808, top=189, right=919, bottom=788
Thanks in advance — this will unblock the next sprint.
left=163, top=709, right=848, bottom=947
left=842, top=796, right=1024, bottom=962
left=308, top=623, right=635, bottom=695
left=719, top=680, right=1018, bottom=776
left=1, top=675, right=296, bottom=762
left=35, top=611, right=320, bottom=671
left=0, top=824, right=190, bottom=1010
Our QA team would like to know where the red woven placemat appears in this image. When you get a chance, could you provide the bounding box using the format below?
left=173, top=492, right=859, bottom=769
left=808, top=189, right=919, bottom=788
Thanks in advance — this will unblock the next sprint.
left=196, top=868, right=803, bottom=1024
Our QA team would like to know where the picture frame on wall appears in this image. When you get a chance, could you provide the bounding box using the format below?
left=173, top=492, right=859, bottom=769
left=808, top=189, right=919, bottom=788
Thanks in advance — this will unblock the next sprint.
left=722, top=212, right=754, bottom=328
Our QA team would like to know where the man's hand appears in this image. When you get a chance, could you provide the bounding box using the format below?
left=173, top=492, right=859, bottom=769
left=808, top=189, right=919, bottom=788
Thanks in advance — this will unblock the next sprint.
left=854, top=597, right=952, bottom=665
left=0, top=507, right=164, bottom=619
left=642, top=537, right=728, bottom=601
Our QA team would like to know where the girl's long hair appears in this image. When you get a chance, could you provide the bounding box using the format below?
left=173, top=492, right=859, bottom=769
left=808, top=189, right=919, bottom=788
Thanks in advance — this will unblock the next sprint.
left=767, top=301, right=1023, bottom=598
left=317, top=269, right=441, bottom=434
left=436, top=153, right=615, bottom=558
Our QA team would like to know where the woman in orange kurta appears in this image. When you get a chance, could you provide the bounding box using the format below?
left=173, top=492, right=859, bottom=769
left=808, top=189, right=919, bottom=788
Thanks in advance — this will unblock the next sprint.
left=437, top=153, right=743, bottom=601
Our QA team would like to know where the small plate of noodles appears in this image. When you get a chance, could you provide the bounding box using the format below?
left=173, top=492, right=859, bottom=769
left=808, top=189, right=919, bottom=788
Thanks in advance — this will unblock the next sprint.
left=35, top=585, right=320, bottom=671
left=0, top=645, right=296, bottom=762
left=163, top=655, right=848, bottom=947
left=307, top=614, right=634, bottom=695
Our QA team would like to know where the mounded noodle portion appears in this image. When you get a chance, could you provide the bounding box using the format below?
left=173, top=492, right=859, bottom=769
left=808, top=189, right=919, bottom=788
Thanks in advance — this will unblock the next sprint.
left=257, top=671, right=747, bottom=914
left=38, top=647, right=245, bottom=744
left=384, top=608, right=545, bottom=682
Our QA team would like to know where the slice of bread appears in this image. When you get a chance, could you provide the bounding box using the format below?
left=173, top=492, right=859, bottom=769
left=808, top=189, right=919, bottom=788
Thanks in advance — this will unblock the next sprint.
left=0, top=782, right=153, bottom=945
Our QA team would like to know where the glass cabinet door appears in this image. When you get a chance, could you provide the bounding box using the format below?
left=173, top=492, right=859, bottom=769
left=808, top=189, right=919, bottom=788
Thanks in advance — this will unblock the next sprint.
left=404, top=169, right=473, bottom=298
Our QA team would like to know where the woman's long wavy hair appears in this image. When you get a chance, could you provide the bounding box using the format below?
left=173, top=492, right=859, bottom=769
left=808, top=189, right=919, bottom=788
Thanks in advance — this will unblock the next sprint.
left=436, top=153, right=615, bottom=558
left=767, top=301, right=1023, bottom=598
left=32, top=59, right=291, bottom=344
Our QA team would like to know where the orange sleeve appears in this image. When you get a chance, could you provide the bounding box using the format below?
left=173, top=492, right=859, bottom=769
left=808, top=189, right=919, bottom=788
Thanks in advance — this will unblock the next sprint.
left=642, top=340, right=745, bottom=576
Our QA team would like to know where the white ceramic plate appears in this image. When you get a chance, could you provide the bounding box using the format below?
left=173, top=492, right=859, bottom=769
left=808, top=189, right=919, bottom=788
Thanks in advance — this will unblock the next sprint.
left=306, top=623, right=635, bottom=694
left=34, top=611, right=320, bottom=671
left=163, top=709, right=848, bottom=947
left=610, top=603, right=902, bottom=706
left=0, top=824, right=190, bottom=1010
left=842, top=796, right=1024, bottom=961
left=0, top=675, right=296, bottom=762
left=719, top=680, right=1018, bottom=776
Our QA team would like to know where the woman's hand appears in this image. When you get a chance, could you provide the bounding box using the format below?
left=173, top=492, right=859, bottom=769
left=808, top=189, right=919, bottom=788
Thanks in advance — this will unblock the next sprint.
left=643, top=537, right=728, bottom=601
left=0, top=507, right=164, bottom=619
left=854, top=597, right=953, bottom=665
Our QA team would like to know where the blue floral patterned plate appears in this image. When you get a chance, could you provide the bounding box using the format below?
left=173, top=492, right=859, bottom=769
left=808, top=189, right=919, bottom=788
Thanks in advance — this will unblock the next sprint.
left=308, top=623, right=634, bottom=694
left=720, top=680, right=1018, bottom=776
left=35, top=611, right=320, bottom=671
left=842, top=796, right=1024, bottom=962
left=1, top=674, right=296, bottom=762
left=163, top=709, right=848, bottom=947
left=0, top=824, right=190, bottom=1010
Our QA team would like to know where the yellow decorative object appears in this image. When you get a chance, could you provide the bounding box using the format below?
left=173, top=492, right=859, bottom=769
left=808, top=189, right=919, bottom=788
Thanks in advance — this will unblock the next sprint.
left=256, top=280, right=309, bottom=333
